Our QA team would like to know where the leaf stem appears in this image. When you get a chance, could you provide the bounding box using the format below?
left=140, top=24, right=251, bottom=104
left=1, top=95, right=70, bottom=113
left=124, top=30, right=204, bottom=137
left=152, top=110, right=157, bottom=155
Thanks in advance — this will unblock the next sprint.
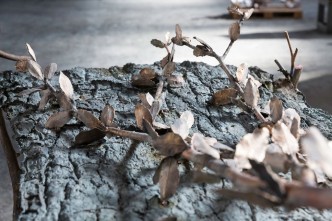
left=221, top=41, right=234, bottom=61
left=182, top=38, right=269, bottom=122
left=253, top=107, right=267, bottom=123
left=154, top=79, right=164, bottom=101
left=45, top=79, right=57, bottom=94
left=181, top=149, right=266, bottom=189
left=106, top=127, right=152, bottom=142
left=0, top=50, right=30, bottom=62
left=183, top=40, right=237, bottom=86
left=274, top=59, right=290, bottom=79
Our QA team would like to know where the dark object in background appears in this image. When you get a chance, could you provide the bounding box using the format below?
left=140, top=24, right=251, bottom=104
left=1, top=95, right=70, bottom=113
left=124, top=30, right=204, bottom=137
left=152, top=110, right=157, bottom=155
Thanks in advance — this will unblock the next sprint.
left=317, top=0, right=332, bottom=33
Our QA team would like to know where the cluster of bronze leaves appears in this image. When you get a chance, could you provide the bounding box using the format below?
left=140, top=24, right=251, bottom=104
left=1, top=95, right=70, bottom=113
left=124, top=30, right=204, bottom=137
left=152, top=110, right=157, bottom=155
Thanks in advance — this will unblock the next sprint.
left=4, top=6, right=332, bottom=210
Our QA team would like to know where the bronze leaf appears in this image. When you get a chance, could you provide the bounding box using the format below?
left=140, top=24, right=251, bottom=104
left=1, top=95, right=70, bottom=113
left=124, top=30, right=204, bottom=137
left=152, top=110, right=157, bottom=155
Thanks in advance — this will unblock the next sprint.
left=59, top=72, right=74, bottom=99
left=100, top=104, right=115, bottom=127
left=151, top=39, right=165, bottom=48
left=135, top=104, right=153, bottom=131
left=27, top=60, right=44, bottom=80
left=152, top=132, right=188, bottom=156
left=139, top=67, right=156, bottom=80
left=156, top=157, right=179, bottom=203
left=18, top=87, right=42, bottom=96
left=26, top=43, right=37, bottom=62
left=229, top=22, right=241, bottom=42
left=44, top=63, right=57, bottom=80
left=77, top=109, right=106, bottom=131
left=45, top=111, right=72, bottom=129
left=211, top=88, right=238, bottom=106
left=74, top=128, right=106, bottom=146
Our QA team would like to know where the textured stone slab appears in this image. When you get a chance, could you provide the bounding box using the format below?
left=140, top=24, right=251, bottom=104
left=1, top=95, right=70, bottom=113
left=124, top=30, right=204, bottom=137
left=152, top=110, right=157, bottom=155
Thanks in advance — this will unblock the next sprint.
left=1, top=62, right=332, bottom=220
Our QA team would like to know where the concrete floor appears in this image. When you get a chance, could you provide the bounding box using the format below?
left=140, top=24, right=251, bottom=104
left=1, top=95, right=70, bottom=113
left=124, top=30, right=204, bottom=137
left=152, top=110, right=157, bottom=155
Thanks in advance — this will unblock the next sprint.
left=0, top=0, right=331, bottom=220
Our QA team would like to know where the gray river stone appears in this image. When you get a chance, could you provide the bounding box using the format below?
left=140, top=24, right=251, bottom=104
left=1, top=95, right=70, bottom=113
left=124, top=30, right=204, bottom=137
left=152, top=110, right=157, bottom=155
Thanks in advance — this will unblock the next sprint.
left=1, top=61, right=332, bottom=221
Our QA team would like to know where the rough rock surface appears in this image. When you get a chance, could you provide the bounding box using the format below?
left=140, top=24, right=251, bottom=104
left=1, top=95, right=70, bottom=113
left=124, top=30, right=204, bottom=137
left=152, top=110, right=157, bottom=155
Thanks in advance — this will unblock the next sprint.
left=1, top=61, right=332, bottom=221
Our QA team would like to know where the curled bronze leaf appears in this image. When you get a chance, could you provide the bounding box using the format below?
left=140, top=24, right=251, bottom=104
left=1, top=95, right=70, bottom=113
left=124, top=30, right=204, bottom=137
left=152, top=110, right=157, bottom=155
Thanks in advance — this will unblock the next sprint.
left=58, top=92, right=74, bottom=111
left=45, top=111, right=72, bottom=129
left=171, top=24, right=183, bottom=45
left=131, top=77, right=156, bottom=87
left=74, top=128, right=106, bottom=146
left=100, top=104, right=115, bottom=127
left=151, top=39, right=165, bottom=48
left=175, top=24, right=182, bottom=39
left=193, top=45, right=209, bottom=57
left=211, top=88, right=238, bottom=106
left=155, top=157, right=179, bottom=203
left=135, top=104, right=153, bottom=131
left=27, top=60, right=44, bottom=80
left=77, top=109, right=106, bottom=131
left=229, top=22, right=241, bottom=42
left=132, top=69, right=156, bottom=87
left=152, top=132, right=188, bottom=156
left=163, top=62, right=176, bottom=77
left=140, top=67, right=156, bottom=79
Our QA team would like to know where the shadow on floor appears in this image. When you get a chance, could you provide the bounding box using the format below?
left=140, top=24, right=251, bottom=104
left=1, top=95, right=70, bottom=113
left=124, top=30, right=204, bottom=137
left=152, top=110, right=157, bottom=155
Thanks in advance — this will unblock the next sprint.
left=299, top=74, right=332, bottom=114
left=205, top=13, right=233, bottom=20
